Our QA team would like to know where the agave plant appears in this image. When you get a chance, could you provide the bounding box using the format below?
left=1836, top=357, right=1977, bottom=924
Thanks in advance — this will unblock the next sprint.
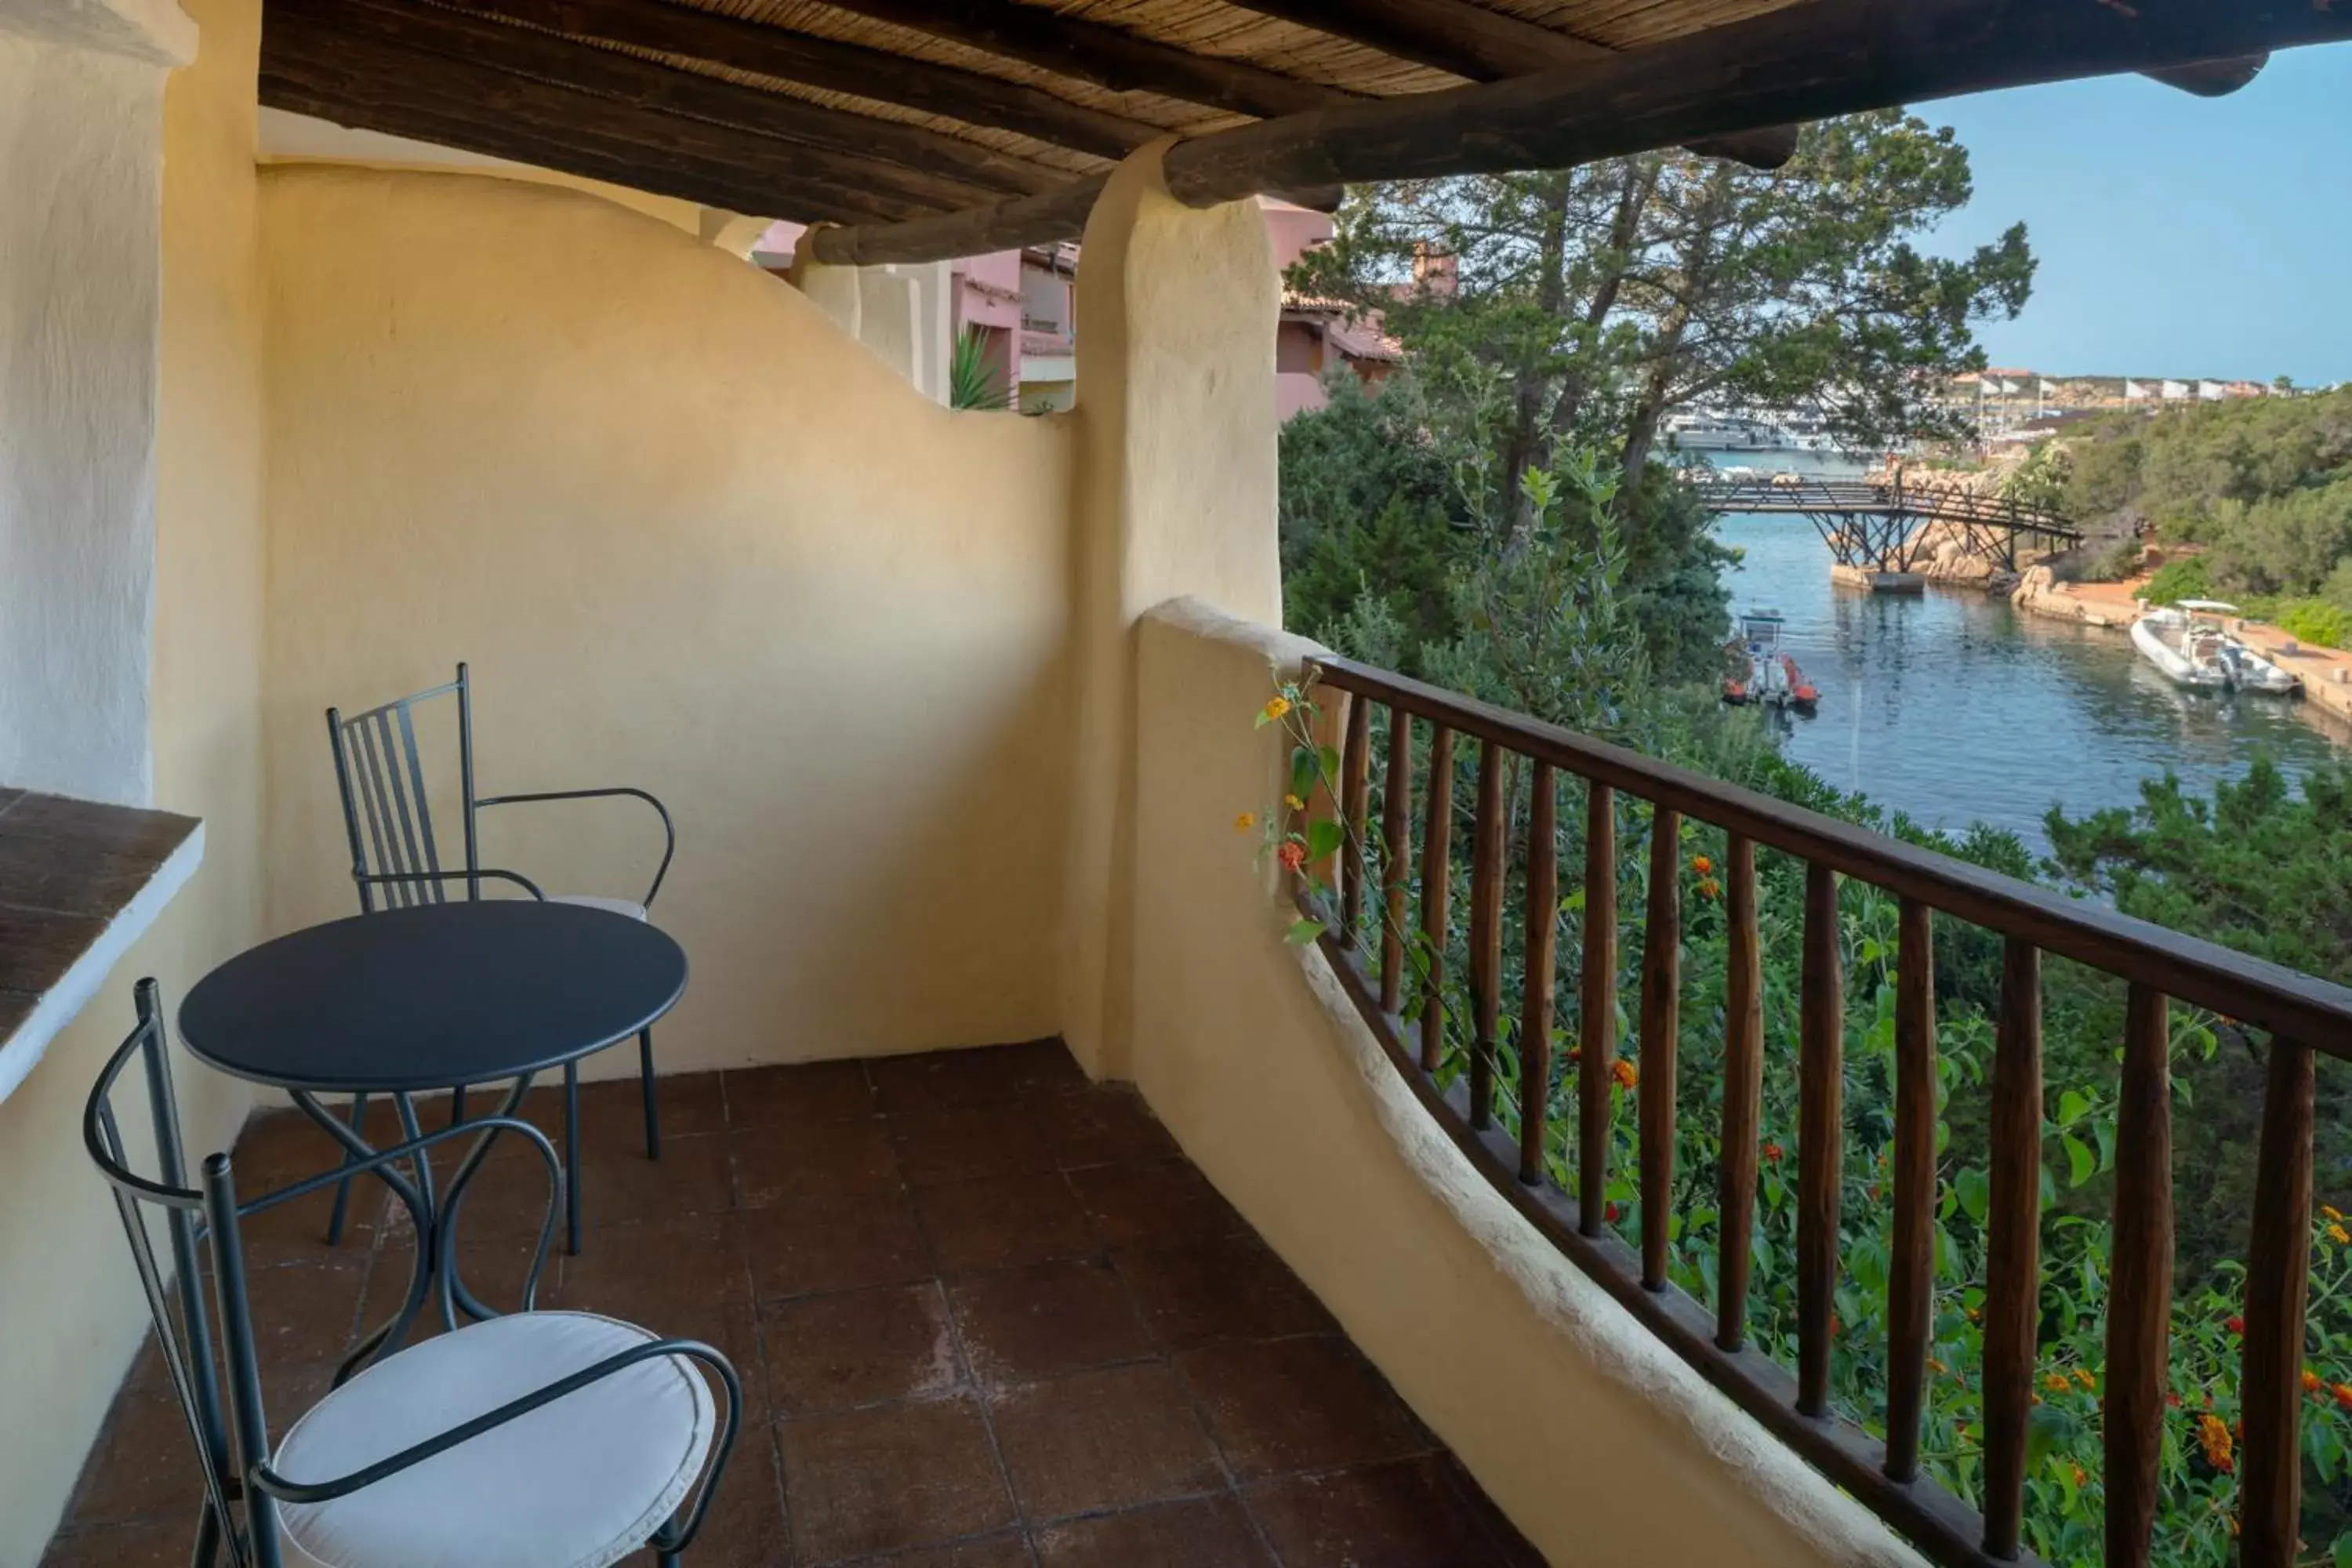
left=949, top=325, right=1012, bottom=412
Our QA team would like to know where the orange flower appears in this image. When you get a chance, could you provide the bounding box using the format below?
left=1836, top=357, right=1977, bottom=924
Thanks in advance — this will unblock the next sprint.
left=2197, top=1412, right=2234, bottom=1471
left=2043, top=1373, right=2071, bottom=1395
left=2069, top=1464, right=2087, bottom=1489
left=2328, top=1223, right=2350, bottom=1245
left=1234, top=812, right=1257, bottom=833
left=1612, top=1059, right=1639, bottom=1091
left=1276, top=841, right=1307, bottom=873
left=1261, top=695, right=1292, bottom=722
left=1763, top=1142, right=1784, bottom=1163
left=2074, top=1367, right=2096, bottom=1391
left=2303, top=1368, right=2325, bottom=1396
left=2165, top=1391, right=2183, bottom=1408
left=2325, top=1204, right=2344, bottom=1222
left=1692, top=855, right=1714, bottom=877
left=2332, top=1383, right=2352, bottom=1411
left=1695, top=877, right=1722, bottom=901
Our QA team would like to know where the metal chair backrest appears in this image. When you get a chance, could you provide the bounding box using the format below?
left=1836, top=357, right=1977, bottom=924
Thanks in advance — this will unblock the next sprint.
left=326, top=664, right=477, bottom=911
left=84, top=981, right=564, bottom=1567
left=82, top=979, right=252, bottom=1563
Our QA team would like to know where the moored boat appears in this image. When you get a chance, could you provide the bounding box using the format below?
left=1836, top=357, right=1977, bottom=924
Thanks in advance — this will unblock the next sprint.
left=2129, top=599, right=2301, bottom=695
left=1722, top=610, right=1820, bottom=713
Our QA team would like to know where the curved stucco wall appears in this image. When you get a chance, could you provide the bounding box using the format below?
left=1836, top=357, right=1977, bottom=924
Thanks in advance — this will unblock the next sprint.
left=1132, top=597, right=1932, bottom=1568
left=260, top=167, right=1073, bottom=1070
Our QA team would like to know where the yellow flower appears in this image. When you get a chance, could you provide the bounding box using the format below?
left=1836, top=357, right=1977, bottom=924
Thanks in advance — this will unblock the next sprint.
left=1262, top=695, right=1292, bottom=722
left=2330, top=1223, right=2350, bottom=1246
left=2074, top=1367, right=2096, bottom=1390
left=2324, top=1204, right=2343, bottom=1221
left=1611, top=1059, right=1639, bottom=1091
left=2042, top=1373, right=2071, bottom=1395
left=1283, top=793, right=1307, bottom=812
left=1233, top=812, right=1256, bottom=833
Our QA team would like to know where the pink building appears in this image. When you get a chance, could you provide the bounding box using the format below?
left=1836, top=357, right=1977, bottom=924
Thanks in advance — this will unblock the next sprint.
left=755, top=202, right=1397, bottom=417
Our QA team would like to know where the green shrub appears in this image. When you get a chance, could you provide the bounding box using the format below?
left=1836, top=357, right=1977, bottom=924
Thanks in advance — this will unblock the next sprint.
left=2142, top=554, right=2214, bottom=605
left=2275, top=598, right=2351, bottom=649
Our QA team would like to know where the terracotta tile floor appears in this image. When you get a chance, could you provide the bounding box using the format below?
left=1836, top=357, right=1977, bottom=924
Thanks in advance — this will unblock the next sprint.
left=45, top=1042, right=1543, bottom=1566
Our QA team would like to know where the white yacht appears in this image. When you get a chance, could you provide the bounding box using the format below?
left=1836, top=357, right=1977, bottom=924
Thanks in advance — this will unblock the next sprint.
left=1664, top=412, right=1784, bottom=452
left=2129, top=600, right=2302, bottom=695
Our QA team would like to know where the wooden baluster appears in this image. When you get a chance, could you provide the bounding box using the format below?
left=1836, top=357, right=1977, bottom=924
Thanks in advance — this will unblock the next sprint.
left=1716, top=834, right=1763, bottom=1351
left=1338, top=691, right=1371, bottom=950
left=1885, top=898, right=1936, bottom=1482
left=1467, top=742, right=1505, bottom=1130
left=1518, top=763, right=1559, bottom=1184
left=2238, top=1035, right=2317, bottom=1568
left=1578, top=783, right=1617, bottom=1236
left=1796, top=862, right=1842, bottom=1418
left=1981, top=938, right=2043, bottom=1559
left=1417, top=725, right=1454, bottom=1074
left=2106, top=985, right=2174, bottom=1568
left=1378, top=706, right=1412, bottom=1014
left=1639, top=805, right=1681, bottom=1290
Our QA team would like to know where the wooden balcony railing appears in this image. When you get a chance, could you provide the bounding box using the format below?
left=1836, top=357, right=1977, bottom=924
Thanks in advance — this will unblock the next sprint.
left=1301, top=653, right=2352, bottom=1568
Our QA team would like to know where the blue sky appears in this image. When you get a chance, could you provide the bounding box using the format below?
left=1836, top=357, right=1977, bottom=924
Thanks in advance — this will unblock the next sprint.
left=1921, top=42, right=2352, bottom=386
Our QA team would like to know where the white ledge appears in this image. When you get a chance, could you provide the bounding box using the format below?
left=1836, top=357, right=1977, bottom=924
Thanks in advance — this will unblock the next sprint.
left=0, top=822, right=204, bottom=1105
left=0, top=0, right=196, bottom=66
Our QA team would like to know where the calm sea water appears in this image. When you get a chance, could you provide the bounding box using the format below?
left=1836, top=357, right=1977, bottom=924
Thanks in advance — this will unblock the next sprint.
left=1715, top=511, right=2346, bottom=852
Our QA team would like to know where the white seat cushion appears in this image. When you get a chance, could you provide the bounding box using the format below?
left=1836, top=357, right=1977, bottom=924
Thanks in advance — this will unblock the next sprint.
left=274, top=1310, right=714, bottom=1568
left=552, top=893, right=648, bottom=921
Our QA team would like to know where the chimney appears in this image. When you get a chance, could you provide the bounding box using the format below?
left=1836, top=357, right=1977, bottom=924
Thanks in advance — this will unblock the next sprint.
left=1411, top=241, right=1457, bottom=299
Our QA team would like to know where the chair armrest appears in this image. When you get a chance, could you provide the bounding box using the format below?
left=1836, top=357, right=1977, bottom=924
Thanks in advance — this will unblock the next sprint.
left=248, top=1337, right=743, bottom=1550
left=473, top=788, right=676, bottom=909
left=354, top=868, right=547, bottom=900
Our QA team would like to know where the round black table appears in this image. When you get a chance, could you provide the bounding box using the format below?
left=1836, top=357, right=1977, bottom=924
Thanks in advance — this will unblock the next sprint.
left=180, top=900, right=687, bottom=1376
left=181, top=899, right=685, bottom=1093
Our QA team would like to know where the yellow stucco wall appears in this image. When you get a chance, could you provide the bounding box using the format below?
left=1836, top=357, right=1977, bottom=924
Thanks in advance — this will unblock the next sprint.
left=1058, top=145, right=1283, bottom=1083
left=258, top=166, right=1074, bottom=1073
left=0, top=0, right=268, bottom=1552
left=1131, top=598, right=1930, bottom=1568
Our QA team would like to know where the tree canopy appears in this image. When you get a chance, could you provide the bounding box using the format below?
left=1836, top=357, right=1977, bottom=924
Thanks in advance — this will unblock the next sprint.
left=1287, top=111, right=2034, bottom=531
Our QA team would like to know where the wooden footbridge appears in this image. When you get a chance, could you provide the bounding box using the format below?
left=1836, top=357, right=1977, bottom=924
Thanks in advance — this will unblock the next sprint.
left=1686, top=474, right=2082, bottom=575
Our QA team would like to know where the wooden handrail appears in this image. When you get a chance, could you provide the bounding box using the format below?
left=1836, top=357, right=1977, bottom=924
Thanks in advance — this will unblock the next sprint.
left=1298, top=653, right=2352, bottom=1568
left=1308, top=655, right=2352, bottom=1050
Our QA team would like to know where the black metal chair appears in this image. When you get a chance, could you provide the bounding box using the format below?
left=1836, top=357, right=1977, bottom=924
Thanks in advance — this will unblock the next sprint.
left=83, top=979, right=739, bottom=1568
left=324, top=662, right=675, bottom=1252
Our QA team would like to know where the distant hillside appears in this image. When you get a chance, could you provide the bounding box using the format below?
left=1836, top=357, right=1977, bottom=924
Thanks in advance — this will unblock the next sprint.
left=2050, top=386, right=2352, bottom=643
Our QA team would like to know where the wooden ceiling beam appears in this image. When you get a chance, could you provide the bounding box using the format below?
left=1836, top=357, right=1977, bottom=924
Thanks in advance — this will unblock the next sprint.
left=270, top=0, right=1076, bottom=201
left=808, top=0, right=2352, bottom=266
left=1226, top=0, right=1610, bottom=79
left=262, top=20, right=938, bottom=223
left=1224, top=0, right=1796, bottom=168
left=427, top=0, right=1162, bottom=160
left=2143, top=53, right=2270, bottom=96
left=805, top=0, right=1360, bottom=118
left=259, top=64, right=912, bottom=225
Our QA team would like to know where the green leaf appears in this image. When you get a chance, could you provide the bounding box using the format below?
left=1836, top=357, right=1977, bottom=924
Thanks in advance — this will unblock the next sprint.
left=2333, top=1530, right=2352, bottom=1568
left=2056, top=1089, right=2089, bottom=1127
left=2063, top=1132, right=2094, bottom=1189
left=1291, top=747, right=1318, bottom=800
left=1317, top=744, right=1342, bottom=787
left=1956, top=1167, right=1989, bottom=1225
left=1286, top=917, right=1327, bottom=946
left=1306, top=818, right=1345, bottom=861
